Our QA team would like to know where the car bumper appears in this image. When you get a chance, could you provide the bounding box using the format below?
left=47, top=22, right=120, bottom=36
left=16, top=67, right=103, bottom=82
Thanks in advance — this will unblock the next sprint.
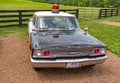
left=30, top=55, right=107, bottom=68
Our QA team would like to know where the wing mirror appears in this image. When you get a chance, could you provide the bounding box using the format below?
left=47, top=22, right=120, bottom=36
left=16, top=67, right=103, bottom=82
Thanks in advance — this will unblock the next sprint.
left=84, top=27, right=88, bottom=34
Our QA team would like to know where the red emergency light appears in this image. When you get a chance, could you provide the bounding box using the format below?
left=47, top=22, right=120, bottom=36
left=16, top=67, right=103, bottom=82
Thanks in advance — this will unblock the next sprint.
left=52, top=4, right=60, bottom=13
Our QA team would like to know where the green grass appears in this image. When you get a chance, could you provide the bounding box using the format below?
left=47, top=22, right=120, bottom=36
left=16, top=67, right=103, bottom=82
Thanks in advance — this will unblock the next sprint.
left=0, top=26, right=27, bottom=38
left=79, top=20, right=120, bottom=56
left=99, top=16, right=120, bottom=22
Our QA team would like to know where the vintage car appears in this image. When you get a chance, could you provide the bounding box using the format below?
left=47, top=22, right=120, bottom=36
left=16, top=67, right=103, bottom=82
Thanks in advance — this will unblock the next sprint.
left=28, top=5, right=107, bottom=69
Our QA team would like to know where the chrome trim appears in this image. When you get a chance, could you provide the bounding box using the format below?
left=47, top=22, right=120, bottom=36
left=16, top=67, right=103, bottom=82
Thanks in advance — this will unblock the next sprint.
left=30, top=55, right=107, bottom=68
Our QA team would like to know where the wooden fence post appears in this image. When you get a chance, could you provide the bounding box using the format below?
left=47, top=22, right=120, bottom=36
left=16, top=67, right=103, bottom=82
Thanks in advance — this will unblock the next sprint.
left=111, top=9, right=113, bottom=16
left=105, top=9, right=107, bottom=18
left=19, top=10, right=22, bottom=27
left=116, top=9, right=118, bottom=16
left=76, top=9, right=79, bottom=19
left=98, top=9, right=101, bottom=19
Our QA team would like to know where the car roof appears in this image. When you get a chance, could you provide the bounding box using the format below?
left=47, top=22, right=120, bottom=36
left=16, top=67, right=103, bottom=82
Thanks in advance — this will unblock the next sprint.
left=34, top=11, right=75, bottom=17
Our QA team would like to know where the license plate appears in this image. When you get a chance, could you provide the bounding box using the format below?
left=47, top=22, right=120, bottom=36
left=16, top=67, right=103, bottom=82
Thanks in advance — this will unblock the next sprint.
left=66, top=62, right=79, bottom=68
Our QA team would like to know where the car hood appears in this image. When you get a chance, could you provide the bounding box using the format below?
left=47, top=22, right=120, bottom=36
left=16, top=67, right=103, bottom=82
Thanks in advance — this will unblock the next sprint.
left=31, top=30, right=106, bottom=48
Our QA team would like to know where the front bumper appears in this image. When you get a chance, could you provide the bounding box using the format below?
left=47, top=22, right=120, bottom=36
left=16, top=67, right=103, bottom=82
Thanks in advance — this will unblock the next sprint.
left=30, top=55, right=107, bottom=68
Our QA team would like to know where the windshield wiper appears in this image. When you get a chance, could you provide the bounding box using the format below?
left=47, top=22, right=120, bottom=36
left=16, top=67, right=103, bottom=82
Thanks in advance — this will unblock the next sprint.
left=34, top=27, right=49, bottom=31
left=59, top=27, right=75, bottom=30
left=35, top=27, right=75, bottom=31
left=39, top=27, right=49, bottom=29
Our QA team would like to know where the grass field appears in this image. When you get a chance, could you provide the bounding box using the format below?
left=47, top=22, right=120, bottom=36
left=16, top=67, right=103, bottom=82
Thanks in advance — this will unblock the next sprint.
left=0, top=0, right=76, bottom=10
left=0, top=0, right=120, bottom=56
left=0, top=27, right=27, bottom=38
left=0, top=0, right=100, bottom=20
left=100, top=16, right=120, bottom=22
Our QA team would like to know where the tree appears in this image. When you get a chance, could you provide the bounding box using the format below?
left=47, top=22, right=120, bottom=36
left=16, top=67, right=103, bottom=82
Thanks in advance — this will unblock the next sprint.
left=31, top=0, right=120, bottom=8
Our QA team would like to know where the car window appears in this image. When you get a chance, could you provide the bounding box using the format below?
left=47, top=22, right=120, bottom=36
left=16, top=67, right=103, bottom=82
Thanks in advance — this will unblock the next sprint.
left=37, top=17, right=79, bottom=29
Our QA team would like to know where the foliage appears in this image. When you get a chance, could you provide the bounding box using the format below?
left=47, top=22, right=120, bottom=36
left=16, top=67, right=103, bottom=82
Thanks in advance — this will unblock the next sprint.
left=31, top=0, right=120, bottom=8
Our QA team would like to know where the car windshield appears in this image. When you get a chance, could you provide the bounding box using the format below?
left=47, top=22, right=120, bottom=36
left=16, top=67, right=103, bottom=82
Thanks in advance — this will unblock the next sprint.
left=37, top=17, right=79, bottom=29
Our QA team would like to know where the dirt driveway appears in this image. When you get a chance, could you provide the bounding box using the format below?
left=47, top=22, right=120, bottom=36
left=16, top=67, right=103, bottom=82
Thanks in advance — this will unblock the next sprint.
left=101, top=21, right=120, bottom=27
left=0, top=36, right=120, bottom=83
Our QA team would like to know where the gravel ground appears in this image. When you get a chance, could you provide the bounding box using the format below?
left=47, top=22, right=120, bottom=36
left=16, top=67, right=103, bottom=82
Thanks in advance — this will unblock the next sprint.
left=0, top=36, right=120, bottom=83
left=101, top=21, right=120, bottom=27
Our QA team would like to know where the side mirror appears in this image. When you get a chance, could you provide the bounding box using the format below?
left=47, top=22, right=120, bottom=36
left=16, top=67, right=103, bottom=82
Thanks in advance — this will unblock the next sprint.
left=84, top=27, right=88, bottom=34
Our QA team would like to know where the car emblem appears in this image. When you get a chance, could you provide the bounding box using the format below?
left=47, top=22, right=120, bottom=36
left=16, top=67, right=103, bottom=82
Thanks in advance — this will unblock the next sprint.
left=53, top=34, right=59, bottom=38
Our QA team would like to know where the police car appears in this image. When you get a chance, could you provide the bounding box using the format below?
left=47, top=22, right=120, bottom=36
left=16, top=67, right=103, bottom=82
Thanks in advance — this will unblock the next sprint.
left=28, top=5, right=107, bottom=69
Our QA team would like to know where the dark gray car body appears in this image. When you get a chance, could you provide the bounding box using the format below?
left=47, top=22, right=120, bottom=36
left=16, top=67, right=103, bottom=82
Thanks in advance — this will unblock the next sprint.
left=29, top=11, right=107, bottom=68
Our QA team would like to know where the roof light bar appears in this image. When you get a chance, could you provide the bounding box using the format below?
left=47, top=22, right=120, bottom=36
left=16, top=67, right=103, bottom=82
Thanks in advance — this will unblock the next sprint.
left=52, top=4, right=59, bottom=13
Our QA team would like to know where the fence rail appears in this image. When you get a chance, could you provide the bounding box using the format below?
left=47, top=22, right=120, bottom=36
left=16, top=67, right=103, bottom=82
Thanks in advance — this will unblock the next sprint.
left=98, top=9, right=119, bottom=19
left=0, top=9, right=79, bottom=28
